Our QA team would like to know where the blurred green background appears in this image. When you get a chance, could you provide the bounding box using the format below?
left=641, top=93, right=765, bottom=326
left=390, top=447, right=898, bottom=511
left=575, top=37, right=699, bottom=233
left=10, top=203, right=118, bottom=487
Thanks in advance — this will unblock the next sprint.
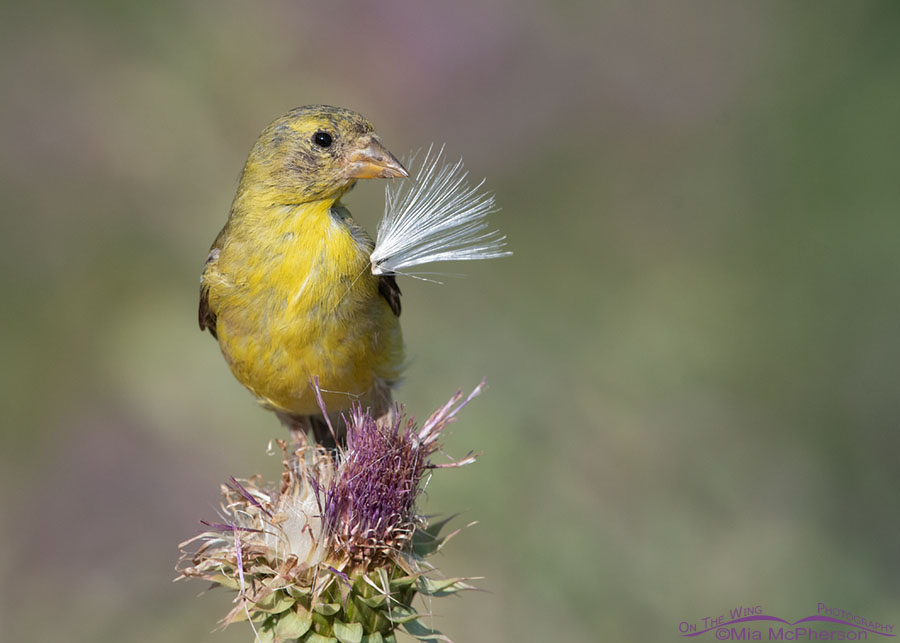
left=2, top=1, right=898, bottom=641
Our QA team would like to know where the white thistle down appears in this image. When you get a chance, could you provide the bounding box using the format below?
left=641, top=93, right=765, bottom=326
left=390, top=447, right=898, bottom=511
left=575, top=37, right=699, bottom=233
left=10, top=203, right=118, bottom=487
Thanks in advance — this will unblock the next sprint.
left=371, top=144, right=511, bottom=277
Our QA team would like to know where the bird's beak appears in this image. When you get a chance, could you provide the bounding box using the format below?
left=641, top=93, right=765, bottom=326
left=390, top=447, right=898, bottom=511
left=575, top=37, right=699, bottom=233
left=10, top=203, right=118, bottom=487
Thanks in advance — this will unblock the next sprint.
left=345, top=138, right=409, bottom=179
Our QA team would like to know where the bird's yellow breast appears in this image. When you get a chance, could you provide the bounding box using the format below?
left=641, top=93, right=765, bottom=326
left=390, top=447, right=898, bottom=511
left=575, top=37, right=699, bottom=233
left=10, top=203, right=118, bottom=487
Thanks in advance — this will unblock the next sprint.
left=204, top=198, right=403, bottom=416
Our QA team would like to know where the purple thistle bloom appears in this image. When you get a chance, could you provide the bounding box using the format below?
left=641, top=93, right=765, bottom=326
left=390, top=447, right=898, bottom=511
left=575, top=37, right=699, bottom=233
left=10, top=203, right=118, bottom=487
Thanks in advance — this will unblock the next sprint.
left=319, top=380, right=484, bottom=569
left=320, top=407, right=428, bottom=567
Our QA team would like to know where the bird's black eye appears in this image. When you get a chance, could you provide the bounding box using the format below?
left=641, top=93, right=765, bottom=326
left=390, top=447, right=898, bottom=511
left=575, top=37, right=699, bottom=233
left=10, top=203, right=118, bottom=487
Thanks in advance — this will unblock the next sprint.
left=313, top=131, right=333, bottom=148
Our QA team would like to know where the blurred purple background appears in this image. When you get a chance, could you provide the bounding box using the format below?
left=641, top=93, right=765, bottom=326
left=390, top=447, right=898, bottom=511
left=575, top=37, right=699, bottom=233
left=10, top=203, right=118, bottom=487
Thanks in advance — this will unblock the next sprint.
left=2, top=2, right=899, bottom=641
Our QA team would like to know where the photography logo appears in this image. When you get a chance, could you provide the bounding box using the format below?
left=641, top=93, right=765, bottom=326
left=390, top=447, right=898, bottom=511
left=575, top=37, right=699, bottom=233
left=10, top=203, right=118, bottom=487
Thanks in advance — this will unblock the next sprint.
left=677, top=603, right=894, bottom=640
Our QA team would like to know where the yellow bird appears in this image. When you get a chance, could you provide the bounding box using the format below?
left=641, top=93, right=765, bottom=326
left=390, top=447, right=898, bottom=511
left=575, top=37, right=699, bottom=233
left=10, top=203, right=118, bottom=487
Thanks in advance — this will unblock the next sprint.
left=199, top=105, right=408, bottom=443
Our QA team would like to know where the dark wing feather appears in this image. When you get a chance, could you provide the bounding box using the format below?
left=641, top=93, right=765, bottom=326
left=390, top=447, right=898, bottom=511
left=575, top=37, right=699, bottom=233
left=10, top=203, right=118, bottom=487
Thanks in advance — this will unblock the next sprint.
left=378, top=274, right=402, bottom=317
left=199, top=284, right=217, bottom=338
left=328, top=205, right=400, bottom=316
left=199, top=247, right=220, bottom=338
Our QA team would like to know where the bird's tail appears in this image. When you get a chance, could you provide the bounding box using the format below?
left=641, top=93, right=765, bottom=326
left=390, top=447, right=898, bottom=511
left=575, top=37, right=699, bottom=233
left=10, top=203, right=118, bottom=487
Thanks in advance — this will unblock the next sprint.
left=275, top=410, right=338, bottom=448
left=276, top=377, right=396, bottom=449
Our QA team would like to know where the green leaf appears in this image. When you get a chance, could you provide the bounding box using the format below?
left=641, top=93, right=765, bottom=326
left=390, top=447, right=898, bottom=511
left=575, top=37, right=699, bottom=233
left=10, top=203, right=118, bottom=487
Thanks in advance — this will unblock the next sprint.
left=387, top=574, right=418, bottom=590
left=256, top=630, right=276, bottom=643
left=313, top=601, right=342, bottom=616
left=255, top=591, right=295, bottom=614
left=361, top=634, right=384, bottom=643
left=357, top=594, right=386, bottom=608
left=275, top=605, right=312, bottom=639
left=401, top=619, right=451, bottom=642
left=417, top=576, right=476, bottom=596
left=304, top=633, right=338, bottom=643
left=384, top=605, right=420, bottom=625
left=333, top=620, right=363, bottom=643
left=210, top=573, right=240, bottom=590
left=255, top=618, right=277, bottom=643
left=421, top=515, right=459, bottom=539
left=410, top=515, right=458, bottom=557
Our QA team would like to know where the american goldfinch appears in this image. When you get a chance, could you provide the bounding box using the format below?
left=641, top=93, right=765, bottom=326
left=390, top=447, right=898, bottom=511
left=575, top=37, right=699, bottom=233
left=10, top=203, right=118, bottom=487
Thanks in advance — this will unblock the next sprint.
left=200, top=105, right=407, bottom=443
left=200, top=105, right=509, bottom=444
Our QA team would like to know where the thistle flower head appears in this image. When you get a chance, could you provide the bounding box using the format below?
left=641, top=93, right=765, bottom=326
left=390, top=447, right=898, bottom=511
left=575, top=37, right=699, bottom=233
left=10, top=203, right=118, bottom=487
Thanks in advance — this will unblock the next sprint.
left=177, top=382, right=483, bottom=642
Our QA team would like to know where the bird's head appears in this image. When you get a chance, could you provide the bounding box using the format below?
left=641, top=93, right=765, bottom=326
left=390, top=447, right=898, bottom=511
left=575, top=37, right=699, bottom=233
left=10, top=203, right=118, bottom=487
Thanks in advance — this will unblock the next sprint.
left=239, top=105, right=408, bottom=204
